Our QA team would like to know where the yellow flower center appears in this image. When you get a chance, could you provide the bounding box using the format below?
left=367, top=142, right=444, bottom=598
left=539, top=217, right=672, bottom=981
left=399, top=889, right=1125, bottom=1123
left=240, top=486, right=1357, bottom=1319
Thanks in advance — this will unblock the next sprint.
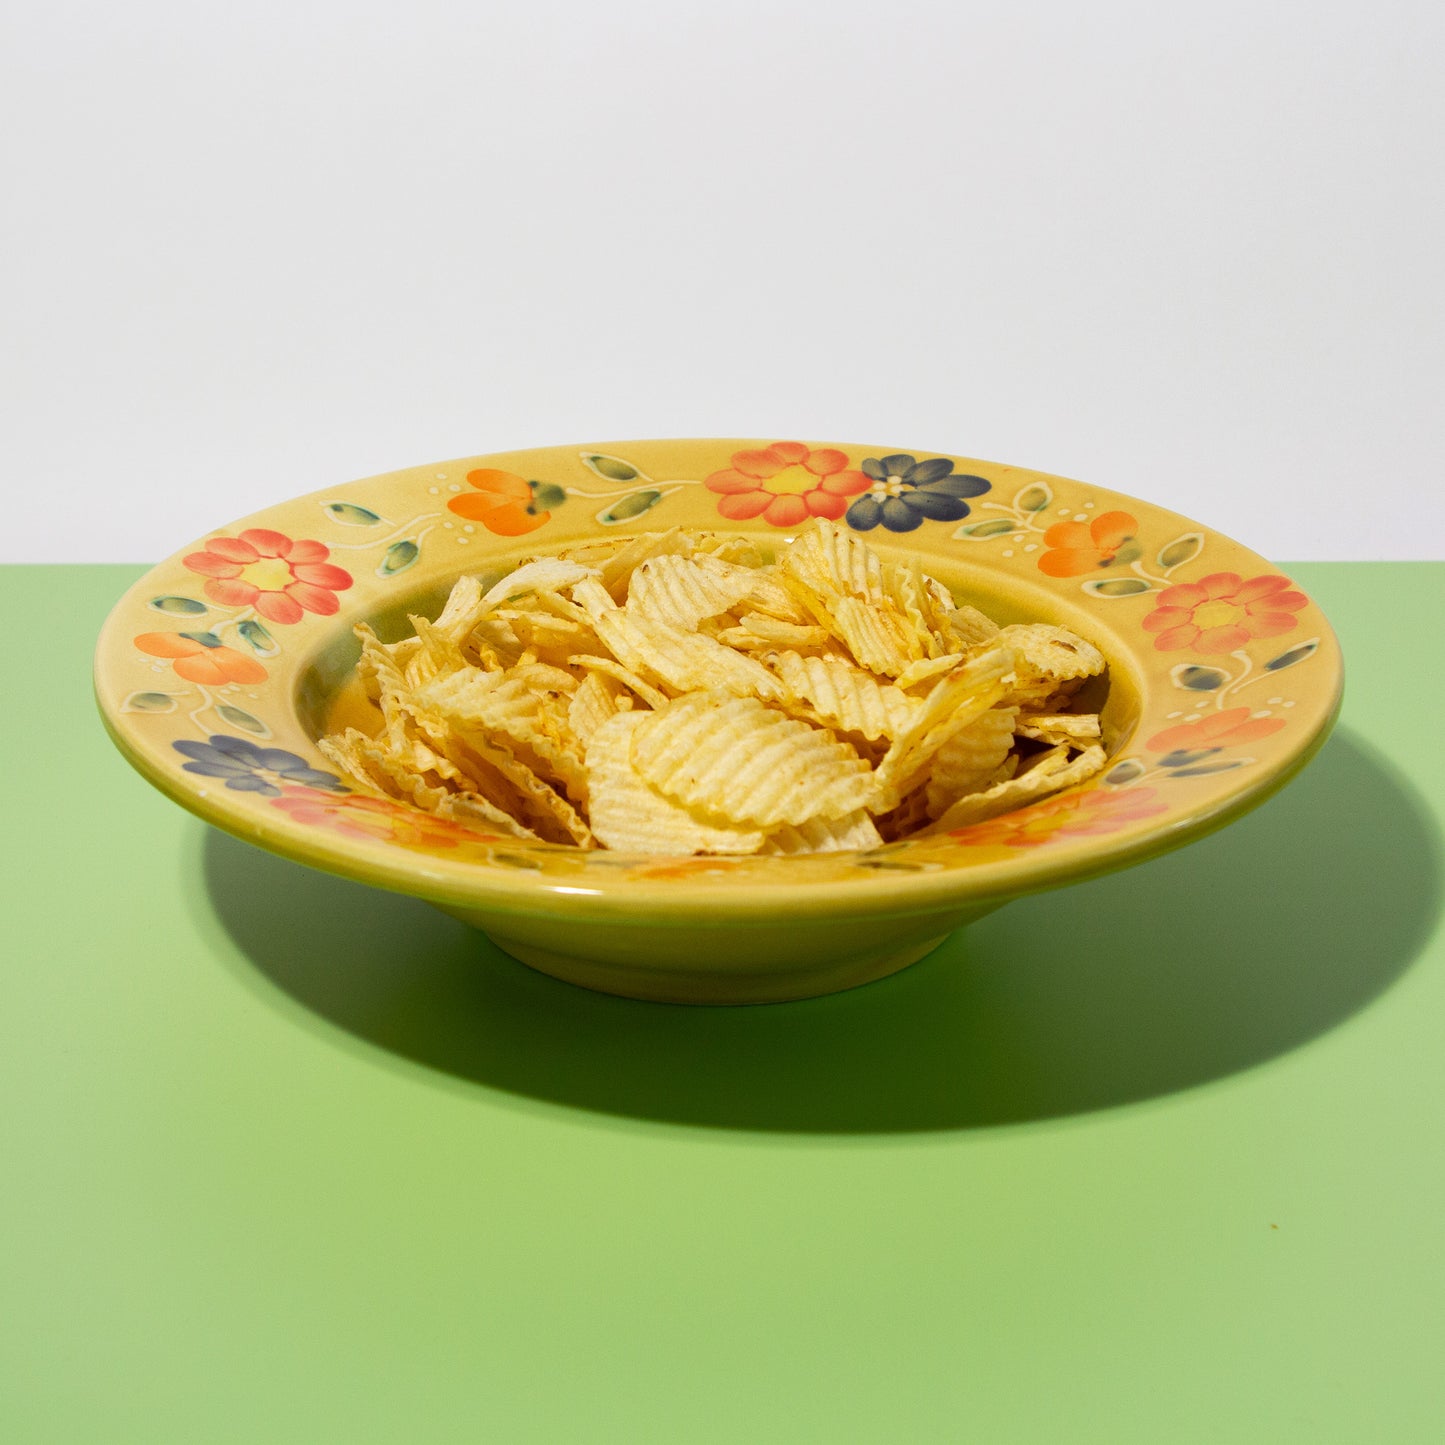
left=761, top=464, right=818, bottom=496
left=1192, top=600, right=1246, bottom=631
left=238, top=558, right=294, bottom=593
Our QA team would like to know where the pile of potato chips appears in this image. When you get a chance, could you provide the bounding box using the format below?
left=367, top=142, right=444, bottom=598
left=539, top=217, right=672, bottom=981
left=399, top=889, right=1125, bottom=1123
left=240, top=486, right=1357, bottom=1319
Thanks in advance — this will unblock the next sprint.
left=319, top=519, right=1109, bottom=855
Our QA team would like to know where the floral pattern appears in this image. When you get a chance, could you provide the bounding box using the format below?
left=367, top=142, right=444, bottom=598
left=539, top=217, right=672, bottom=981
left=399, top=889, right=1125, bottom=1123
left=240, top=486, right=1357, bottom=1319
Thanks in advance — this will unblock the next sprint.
left=1037, top=510, right=1142, bottom=577
left=172, top=735, right=346, bottom=797
left=102, top=439, right=1333, bottom=880
left=184, top=529, right=353, bottom=624
left=845, top=454, right=991, bottom=534
left=1143, top=572, right=1307, bottom=654
left=947, top=786, right=1169, bottom=849
left=269, top=787, right=501, bottom=849
left=448, top=469, right=567, bottom=536
left=134, top=631, right=267, bottom=685
left=705, top=442, right=871, bottom=528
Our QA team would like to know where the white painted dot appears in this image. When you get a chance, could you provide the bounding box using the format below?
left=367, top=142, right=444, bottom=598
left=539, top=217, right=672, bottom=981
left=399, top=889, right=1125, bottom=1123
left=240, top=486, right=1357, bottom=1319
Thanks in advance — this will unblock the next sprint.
left=428, top=486, right=439, bottom=495
left=435, top=473, right=447, bottom=480
left=1001, top=549, right=1015, bottom=558
left=1084, top=501, right=1095, bottom=509
left=447, top=484, right=461, bottom=492
left=1184, top=713, right=1203, bottom=722
left=1251, top=709, right=1272, bottom=719
left=1283, top=700, right=1296, bottom=708
left=1166, top=710, right=1183, bottom=719
left=246, top=692, right=258, bottom=699
left=457, top=536, right=470, bottom=545
left=1073, top=513, right=1089, bottom=523
left=443, top=521, right=454, bottom=528
left=198, top=789, right=208, bottom=798
left=1011, top=533, right=1026, bottom=542
left=463, top=524, right=475, bottom=533
left=1267, top=696, right=1282, bottom=705
left=1056, top=506, right=1071, bottom=515
left=151, top=663, right=165, bottom=672
left=1023, top=544, right=1038, bottom=553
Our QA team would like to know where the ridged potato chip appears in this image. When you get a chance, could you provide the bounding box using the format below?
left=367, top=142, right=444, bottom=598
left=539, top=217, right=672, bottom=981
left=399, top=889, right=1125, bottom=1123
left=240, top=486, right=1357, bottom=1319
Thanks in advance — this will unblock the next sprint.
left=319, top=517, right=1112, bottom=856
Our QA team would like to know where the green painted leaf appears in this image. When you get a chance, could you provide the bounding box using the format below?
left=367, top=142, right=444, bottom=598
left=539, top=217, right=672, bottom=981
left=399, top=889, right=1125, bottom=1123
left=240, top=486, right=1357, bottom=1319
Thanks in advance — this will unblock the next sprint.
left=952, top=518, right=1015, bottom=540
left=237, top=619, right=278, bottom=657
left=179, top=630, right=223, bottom=648
left=1170, top=663, right=1229, bottom=692
left=1015, top=482, right=1053, bottom=512
left=148, top=595, right=208, bottom=616
left=1157, top=532, right=1205, bottom=570
left=1168, top=759, right=1248, bottom=778
left=122, top=690, right=178, bottom=713
left=1081, top=577, right=1153, bottom=598
left=528, top=481, right=569, bottom=511
left=377, top=539, right=420, bottom=577
left=597, top=489, right=664, bottom=524
left=1265, top=638, right=1318, bottom=672
left=324, top=501, right=382, bottom=525
left=1104, top=758, right=1148, bottom=786
left=216, top=704, right=269, bottom=736
left=581, top=452, right=641, bottom=483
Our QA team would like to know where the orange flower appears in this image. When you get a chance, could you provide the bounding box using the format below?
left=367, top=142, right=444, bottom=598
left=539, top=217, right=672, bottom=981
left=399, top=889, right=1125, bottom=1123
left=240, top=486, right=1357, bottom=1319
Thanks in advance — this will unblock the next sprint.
left=1146, top=706, right=1286, bottom=754
left=448, top=469, right=555, bottom=535
left=948, top=786, right=1168, bottom=849
left=134, top=632, right=268, bottom=685
left=183, top=529, right=353, bottom=625
left=705, top=442, right=871, bottom=528
left=270, top=787, right=501, bottom=850
left=1037, top=510, right=1141, bottom=577
left=1142, top=572, right=1307, bottom=654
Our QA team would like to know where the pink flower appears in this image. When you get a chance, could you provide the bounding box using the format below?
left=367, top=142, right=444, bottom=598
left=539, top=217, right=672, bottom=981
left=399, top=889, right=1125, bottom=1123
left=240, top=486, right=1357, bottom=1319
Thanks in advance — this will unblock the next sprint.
left=1141, top=572, right=1306, bottom=654
left=705, top=442, right=871, bottom=528
left=184, top=528, right=353, bottom=625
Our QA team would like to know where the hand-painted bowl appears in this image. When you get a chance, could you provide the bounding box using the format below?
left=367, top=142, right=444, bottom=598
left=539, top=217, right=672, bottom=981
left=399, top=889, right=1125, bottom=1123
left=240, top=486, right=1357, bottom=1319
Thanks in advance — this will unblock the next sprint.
left=95, top=440, right=1342, bottom=1004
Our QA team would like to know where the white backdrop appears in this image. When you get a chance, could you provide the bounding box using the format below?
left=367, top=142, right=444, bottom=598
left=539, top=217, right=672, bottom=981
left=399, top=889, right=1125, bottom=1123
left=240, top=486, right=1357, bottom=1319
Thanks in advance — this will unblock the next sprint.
left=4, top=0, right=1441, bottom=562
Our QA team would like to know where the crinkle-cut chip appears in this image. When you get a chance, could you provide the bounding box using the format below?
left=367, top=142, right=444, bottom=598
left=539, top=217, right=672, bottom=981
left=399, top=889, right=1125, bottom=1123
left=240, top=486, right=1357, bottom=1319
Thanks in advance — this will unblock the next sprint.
left=765, top=651, right=917, bottom=741
left=480, top=557, right=597, bottom=611
left=832, top=595, right=924, bottom=676
left=997, top=623, right=1105, bottom=682
left=874, top=786, right=933, bottom=843
left=716, top=615, right=832, bottom=652
left=782, top=518, right=887, bottom=603
left=598, top=527, right=689, bottom=600
left=883, top=558, right=947, bottom=659
left=628, top=554, right=758, bottom=630
left=407, top=712, right=594, bottom=845
left=740, top=571, right=813, bottom=625
left=1015, top=711, right=1103, bottom=746
left=569, top=576, right=619, bottom=622
left=567, top=670, right=626, bottom=748
left=931, top=586, right=1000, bottom=650
left=929, top=744, right=1108, bottom=833
left=318, top=728, right=540, bottom=840
left=428, top=574, right=487, bottom=644
left=585, top=711, right=765, bottom=855
left=495, top=608, right=598, bottom=655
left=761, top=810, right=882, bottom=854
left=894, top=654, right=967, bottom=692
left=873, top=645, right=1014, bottom=801
left=925, top=705, right=1020, bottom=817
left=593, top=612, right=785, bottom=701
left=572, top=655, right=670, bottom=711
left=555, top=536, right=629, bottom=568
left=694, top=533, right=765, bottom=567
left=631, top=692, right=874, bottom=828
left=412, top=669, right=588, bottom=803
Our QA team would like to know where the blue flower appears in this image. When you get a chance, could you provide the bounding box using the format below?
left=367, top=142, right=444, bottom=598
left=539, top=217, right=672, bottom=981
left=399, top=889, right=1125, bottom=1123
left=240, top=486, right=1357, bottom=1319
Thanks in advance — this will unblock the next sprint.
left=845, top=454, right=991, bottom=534
left=172, top=734, right=347, bottom=798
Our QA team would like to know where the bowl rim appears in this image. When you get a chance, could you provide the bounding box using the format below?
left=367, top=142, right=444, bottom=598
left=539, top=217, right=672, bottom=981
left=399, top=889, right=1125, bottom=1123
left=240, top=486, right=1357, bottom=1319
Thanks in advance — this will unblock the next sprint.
left=94, top=437, right=1345, bottom=923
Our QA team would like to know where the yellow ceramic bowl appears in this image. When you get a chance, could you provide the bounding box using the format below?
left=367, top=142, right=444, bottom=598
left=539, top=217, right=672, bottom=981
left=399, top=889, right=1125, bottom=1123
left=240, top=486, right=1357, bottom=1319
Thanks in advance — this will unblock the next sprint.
left=95, top=440, right=1342, bottom=1004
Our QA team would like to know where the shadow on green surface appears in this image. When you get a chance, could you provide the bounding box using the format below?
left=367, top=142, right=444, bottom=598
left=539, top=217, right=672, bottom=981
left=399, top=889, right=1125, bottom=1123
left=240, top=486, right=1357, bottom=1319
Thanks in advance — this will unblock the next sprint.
left=204, top=728, right=1441, bottom=1132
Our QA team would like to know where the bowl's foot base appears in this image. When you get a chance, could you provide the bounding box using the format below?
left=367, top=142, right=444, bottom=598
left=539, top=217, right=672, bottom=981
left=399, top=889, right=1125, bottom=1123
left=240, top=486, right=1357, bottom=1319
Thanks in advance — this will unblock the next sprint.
left=482, top=932, right=953, bottom=1006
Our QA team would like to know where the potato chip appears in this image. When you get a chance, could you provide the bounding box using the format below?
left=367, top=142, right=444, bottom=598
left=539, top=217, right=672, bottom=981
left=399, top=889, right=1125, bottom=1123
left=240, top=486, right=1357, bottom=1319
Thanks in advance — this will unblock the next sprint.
left=585, top=711, right=766, bottom=854
left=630, top=691, right=875, bottom=828
left=928, top=744, right=1108, bottom=833
left=765, top=650, right=916, bottom=741
left=322, top=523, right=1113, bottom=855
left=925, top=705, right=1020, bottom=817
left=761, top=810, right=882, bottom=854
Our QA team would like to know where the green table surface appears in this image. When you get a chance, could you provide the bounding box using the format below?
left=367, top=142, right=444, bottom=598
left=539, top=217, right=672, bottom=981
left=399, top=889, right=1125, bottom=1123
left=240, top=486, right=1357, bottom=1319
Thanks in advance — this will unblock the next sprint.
left=3, top=563, right=1442, bottom=1444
